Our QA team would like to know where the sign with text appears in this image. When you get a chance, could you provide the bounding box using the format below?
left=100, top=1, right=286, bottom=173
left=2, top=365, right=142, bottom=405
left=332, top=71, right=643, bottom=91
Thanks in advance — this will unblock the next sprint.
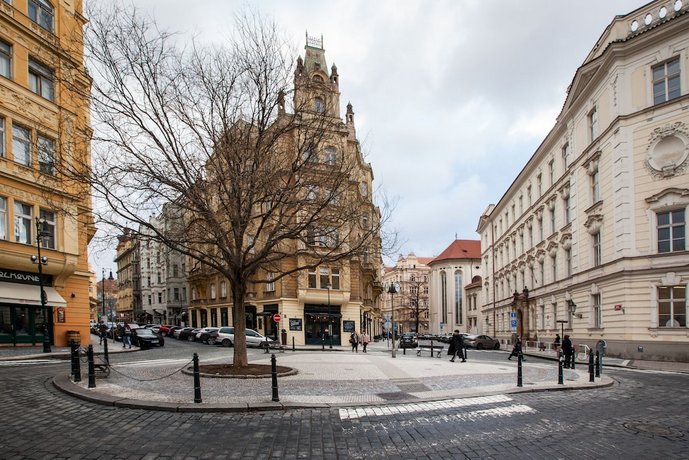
left=343, top=320, right=355, bottom=332
left=289, top=318, right=302, bottom=331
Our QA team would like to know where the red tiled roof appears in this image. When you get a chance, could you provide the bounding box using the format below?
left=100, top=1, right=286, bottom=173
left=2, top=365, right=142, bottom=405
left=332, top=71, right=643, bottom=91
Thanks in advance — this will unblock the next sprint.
left=430, top=239, right=481, bottom=264
left=417, top=257, right=434, bottom=266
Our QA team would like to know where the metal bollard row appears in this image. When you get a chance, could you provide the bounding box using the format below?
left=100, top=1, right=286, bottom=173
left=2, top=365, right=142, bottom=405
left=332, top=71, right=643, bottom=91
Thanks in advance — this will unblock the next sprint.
left=517, top=353, right=523, bottom=387
left=193, top=352, right=202, bottom=403
left=271, top=353, right=279, bottom=402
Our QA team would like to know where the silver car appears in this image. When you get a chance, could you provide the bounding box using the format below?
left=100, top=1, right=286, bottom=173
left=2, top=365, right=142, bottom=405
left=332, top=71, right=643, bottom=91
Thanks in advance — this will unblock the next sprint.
left=213, top=327, right=276, bottom=348
left=463, top=334, right=501, bottom=350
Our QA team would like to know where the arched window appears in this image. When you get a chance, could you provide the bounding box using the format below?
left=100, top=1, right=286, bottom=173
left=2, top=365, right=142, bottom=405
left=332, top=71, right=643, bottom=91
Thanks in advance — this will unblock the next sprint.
left=312, top=74, right=324, bottom=83
left=28, top=0, right=54, bottom=32
left=440, top=271, right=447, bottom=324
left=454, top=270, right=463, bottom=324
left=315, top=97, right=325, bottom=113
left=324, top=147, right=337, bottom=165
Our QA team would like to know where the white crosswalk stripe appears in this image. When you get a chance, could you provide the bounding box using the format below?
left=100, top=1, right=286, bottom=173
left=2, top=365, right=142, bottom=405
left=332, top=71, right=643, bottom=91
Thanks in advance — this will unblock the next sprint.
left=0, top=359, right=58, bottom=366
left=339, top=395, right=535, bottom=420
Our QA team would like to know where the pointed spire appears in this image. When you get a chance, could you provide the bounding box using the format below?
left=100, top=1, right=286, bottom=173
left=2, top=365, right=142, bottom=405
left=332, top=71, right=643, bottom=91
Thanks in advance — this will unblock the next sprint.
left=330, top=63, right=339, bottom=86
left=346, top=102, right=356, bottom=138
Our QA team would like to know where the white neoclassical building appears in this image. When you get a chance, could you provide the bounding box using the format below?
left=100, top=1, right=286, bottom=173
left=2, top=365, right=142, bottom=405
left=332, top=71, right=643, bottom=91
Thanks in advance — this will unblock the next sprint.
left=477, top=0, right=689, bottom=361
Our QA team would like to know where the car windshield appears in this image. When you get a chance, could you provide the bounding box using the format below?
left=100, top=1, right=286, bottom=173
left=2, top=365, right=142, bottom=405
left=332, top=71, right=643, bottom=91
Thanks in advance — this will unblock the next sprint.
left=136, top=329, right=156, bottom=337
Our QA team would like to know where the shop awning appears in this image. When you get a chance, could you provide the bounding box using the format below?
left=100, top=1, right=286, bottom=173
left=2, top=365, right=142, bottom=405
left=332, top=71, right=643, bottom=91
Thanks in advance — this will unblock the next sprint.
left=0, top=281, right=67, bottom=307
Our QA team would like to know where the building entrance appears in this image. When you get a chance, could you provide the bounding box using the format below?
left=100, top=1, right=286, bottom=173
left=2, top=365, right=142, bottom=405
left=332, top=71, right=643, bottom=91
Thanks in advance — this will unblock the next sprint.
left=0, top=305, right=50, bottom=345
left=304, top=304, right=341, bottom=345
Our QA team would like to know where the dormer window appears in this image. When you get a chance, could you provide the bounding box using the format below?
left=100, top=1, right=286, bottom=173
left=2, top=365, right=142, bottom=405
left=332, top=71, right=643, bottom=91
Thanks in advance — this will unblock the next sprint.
left=28, top=0, right=54, bottom=33
left=315, top=96, right=325, bottom=113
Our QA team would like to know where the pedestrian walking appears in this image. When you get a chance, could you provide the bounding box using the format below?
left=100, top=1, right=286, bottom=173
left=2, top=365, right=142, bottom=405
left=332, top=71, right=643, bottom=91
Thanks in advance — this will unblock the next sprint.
left=122, top=324, right=132, bottom=349
left=98, top=322, right=108, bottom=345
left=562, top=334, right=573, bottom=368
left=508, top=336, right=525, bottom=361
left=449, top=330, right=466, bottom=362
left=350, top=331, right=359, bottom=352
left=360, top=330, right=370, bottom=353
left=552, top=334, right=561, bottom=354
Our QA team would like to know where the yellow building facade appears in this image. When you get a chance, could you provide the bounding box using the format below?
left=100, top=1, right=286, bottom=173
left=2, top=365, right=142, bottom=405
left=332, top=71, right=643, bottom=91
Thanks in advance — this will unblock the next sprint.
left=0, top=1, right=93, bottom=347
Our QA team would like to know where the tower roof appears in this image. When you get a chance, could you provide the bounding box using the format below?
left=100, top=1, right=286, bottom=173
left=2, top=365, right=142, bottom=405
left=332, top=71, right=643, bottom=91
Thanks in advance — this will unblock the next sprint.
left=303, top=32, right=328, bottom=76
left=430, top=239, right=481, bottom=264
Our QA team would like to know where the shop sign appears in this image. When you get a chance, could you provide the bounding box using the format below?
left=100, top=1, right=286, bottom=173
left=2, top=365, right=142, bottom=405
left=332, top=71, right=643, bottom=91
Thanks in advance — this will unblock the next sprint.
left=0, top=269, right=51, bottom=286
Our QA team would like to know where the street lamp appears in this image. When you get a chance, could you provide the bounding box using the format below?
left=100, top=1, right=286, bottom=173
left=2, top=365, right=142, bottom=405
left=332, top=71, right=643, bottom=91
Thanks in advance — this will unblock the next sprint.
left=101, top=268, right=114, bottom=322
left=327, top=283, right=332, bottom=349
left=384, top=281, right=400, bottom=358
left=30, top=217, right=50, bottom=353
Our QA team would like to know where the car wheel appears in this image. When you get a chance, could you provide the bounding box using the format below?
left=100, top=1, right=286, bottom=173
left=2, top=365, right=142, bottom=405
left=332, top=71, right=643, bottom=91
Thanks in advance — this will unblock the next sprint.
left=477, top=343, right=484, bottom=350
left=222, top=339, right=232, bottom=347
left=494, top=343, right=501, bottom=350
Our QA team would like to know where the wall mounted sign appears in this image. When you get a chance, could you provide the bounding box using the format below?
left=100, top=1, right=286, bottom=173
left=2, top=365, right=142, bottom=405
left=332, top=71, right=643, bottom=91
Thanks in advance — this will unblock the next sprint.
left=289, top=318, right=302, bottom=331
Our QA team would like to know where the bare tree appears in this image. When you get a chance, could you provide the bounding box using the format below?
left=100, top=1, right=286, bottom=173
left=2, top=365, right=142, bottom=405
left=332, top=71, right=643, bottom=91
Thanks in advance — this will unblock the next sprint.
left=75, top=3, right=392, bottom=367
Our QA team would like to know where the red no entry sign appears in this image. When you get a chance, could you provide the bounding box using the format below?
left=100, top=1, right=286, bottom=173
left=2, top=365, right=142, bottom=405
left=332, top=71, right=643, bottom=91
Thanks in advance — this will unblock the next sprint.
left=273, top=313, right=281, bottom=323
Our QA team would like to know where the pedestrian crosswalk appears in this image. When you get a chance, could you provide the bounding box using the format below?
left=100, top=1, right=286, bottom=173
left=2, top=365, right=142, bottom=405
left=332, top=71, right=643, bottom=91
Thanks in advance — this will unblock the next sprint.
left=0, top=359, right=59, bottom=366
left=339, top=394, right=536, bottom=421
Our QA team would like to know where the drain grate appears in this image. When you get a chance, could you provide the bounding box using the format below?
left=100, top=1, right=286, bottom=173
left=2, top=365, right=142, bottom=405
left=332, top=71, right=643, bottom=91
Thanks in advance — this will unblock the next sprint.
left=376, top=391, right=417, bottom=401
left=623, top=421, right=684, bottom=440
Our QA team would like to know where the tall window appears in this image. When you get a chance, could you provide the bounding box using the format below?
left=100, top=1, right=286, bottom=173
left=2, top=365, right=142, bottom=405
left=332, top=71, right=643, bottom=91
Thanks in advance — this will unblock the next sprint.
left=653, top=57, right=680, bottom=105
left=552, top=303, right=558, bottom=327
left=324, top=147, right=337, bottom=165
left=210, top=284, right=216, bottom=299
left=589, top=107, right=598, bottom=141
left=308, top=268, right=317, bottom=288
left=220, top=282, right=227, bottom=298
left=551, top=254, right=557, bottom=282
left=539, top=260, right=544, bottom=286
left=536, top=174, right=542, bottom=197
left=592, top=293, right=602, bottom=328
left=540, top=305, right=545, bottom=330
left=0, top=40, right=10, bottom=79
left=28, top=58, right=54, bottom=101
left=538, top=216, right=544, bottom=241
left=38, top=134, right=55, bottom=175
left=593, top=231, right=602, bottom=267
left=564, top=196, right=571, bottom=224
left=527, top=185, right=532, bottom=206
left=549, top=207, right=556, bottom=234
left=591, top=169, right=600, bottom=203
left=303, top=144, right=316, bottom=163
left=331, top=268, right=340, bottom=289
left=548, top=160, right=555, bottom=186
left=454, top=270, right=462, bottom=324
left=565, top=248, right=572, bottom=277
left=266, top=272, right=275, bottom=292
left=14, top=201, right=32, bottom=244
left=0, top=196, right=6, bottom=240
left=173, top=287, right=180, bottom=301
left=562, top=142, right=570, bottom=169
left=28, top=0, right=54, bottom=32
left=319, top=267, right=329, bottom=288
left=440, top=271, right=447, bottom=322
left=314, top=96, right=325, bottom=113
left=657, top=210, right=685, bottom=253
left=12, top=125, right=31, bottom=166
left=658, top=286, right=686, bottom=327
left=39, top=209, right=55, bottom=249
left=0, top=117, right=4, bottom=157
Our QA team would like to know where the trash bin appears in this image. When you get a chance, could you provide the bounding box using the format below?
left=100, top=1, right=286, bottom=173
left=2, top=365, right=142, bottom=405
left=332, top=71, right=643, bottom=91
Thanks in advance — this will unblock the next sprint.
left=66, top=330, right=81, bottom=345
left=281, top=329, right=287, bottom=346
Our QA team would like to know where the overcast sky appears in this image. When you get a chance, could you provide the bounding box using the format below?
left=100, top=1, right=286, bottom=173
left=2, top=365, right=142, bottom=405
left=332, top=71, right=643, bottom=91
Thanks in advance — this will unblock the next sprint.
left=90, top=0, right=645, bottom=274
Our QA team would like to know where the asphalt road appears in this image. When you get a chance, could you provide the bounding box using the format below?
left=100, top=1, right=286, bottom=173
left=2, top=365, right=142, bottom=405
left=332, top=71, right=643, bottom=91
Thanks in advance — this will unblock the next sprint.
left=1, top=338, right=687, bottom=459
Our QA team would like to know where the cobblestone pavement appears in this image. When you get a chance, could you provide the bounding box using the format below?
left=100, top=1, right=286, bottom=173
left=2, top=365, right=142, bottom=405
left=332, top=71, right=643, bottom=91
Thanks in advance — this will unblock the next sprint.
left=1, top=359, right=688, bottom=458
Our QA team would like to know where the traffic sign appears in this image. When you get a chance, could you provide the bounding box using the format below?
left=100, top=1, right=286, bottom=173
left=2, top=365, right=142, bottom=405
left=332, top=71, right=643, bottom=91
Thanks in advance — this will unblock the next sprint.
left=384, top=321, right=392, bottom=329
left=272, top=313, right=281, bottom=323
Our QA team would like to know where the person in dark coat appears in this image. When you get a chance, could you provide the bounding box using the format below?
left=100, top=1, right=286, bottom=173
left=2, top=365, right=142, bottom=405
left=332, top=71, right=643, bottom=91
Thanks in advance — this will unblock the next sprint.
left=562, top=334, right=573, bottom=368
left=552, top=334, right=561, bottom=354
left=98, top=322, right=108, bottom=345
left=508, top=336, right=525, bottom=361
left=449, top=330, right=466, bottom=362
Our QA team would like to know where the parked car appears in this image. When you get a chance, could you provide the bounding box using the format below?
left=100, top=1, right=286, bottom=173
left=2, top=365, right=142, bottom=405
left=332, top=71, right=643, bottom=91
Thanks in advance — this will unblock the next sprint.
left=195, top=327, right=218, bottom=344
left=113, top=323, right=141, bottom=341
left=131, top=328, right=165, bottom=349
left=213, top=327, right=276, bottom=348
left=177, top=327, right=198, bottom=341
left=463, top=334, right=501, bottom=350
left=150, top=325, right=161, bottom=334
left=399, top=333, right=418, bottom=348
left=158, top=325, right=176, bottom=336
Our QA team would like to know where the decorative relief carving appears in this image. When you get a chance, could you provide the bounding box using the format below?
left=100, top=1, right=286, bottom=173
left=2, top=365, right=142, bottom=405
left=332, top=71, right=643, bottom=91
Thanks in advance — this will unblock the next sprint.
left=644, top=122, right=689, bottom=178
left=547, top=241, right=559, bottom=257
left=560, top=234, right=572, bottom=250
left=584, top=214, right=603, bottom=235
left=585, top=151, right=601, bottom=176
left=559, top=182, right=571, bottom=199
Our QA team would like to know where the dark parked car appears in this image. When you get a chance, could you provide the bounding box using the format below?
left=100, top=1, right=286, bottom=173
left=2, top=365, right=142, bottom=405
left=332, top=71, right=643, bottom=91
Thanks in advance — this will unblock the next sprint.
left=399, top=333, right=418, bottom=348
left=177, top=327, right=198, bottom=341
left=463, top=334, right=501, bottom=350
left=131, top=328, right=165, bottom=348
left=196, top=327, right=218, bottom=344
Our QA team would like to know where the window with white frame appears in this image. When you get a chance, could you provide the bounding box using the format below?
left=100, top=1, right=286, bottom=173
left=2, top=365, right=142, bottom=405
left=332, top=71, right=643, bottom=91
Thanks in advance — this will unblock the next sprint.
left=538, top=216, right=544, bottom=241
left=38, top=134, right=55, bottom=175
left=454, top=270, right=463, bottom=324
left=652, top=57, right=680, bottom=105
left=591, top=168, right=600, bottom=203
left=266, top=272, right=275, bottom=292
left=28, top=0, right=54, bottom=32
left=589, top=106, right=598, bottom=141
left=0, top=196, right=6, bottom=240
left=158, top=292, right=163, bottom=304
left=14, top=201, right=32, bottom=244
left=527, top=185, right=532, bottom=206
left=551, top=254, right=557, bottom=282
left=562, top=142, right=570, bottom=169
left=658, top=286, right=685, bottom=327
left=12, top=124, right=31, bottom=166
left=536, top=174, right=542, bottom=197
left=0, top=40, right=10, bottom=79
left=210, top=283, right=216, bottom=299
left=440, top=271, right=447, bottom=320
left=314, top=96, right=325, bottom=113
left=592, top=293, right=602, bottom=328
left=565, top=248, right=572, bottom=277
left=540, top=304, right=545, bottom=330
left=324, top=147, right=337, bottom=165
left=593, top=231, right=602, bottom=267
left=308, top=268, right=317, bottom=288
left=657, top=209, right=685, bottom=253
left=552, top=303, right=558, bottom=327
left=548, top=160, right=555, bottom=186
left=39, top=208, right=55, bottom=249
left=28, top=58, right=54, bottom=101
left=319, top=267, right=329, bottom=289
left=331, top=267, right=340, bottom=289
left=550, top=207, right=556, bottom=234
left=220, top=281, right=227, bottom=298
left=539, top=260, right=544, bottom=286
left=0, top=117, right=4, bottom=157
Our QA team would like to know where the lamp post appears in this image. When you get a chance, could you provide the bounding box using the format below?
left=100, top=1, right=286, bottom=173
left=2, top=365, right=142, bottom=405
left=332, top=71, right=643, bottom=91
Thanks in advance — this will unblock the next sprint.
left=327, top=283, right=332, bottom=349
left=30, top=217, right=50, bottom=353
left=384, top=282, right=400, bottom=358
left=101, top=268, right=114, bottom=322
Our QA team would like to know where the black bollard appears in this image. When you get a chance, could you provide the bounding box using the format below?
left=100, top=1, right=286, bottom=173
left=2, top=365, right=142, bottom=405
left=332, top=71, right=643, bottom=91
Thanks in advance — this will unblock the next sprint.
left=103, top=336, right=109, bottom=366
left=588, top=351, right=595, bottom=382
left=571, top=350, right=576, bottom=370
left=271, top=353, right=279, bottom=402
left=87, top=344, right=96, bottom=388
left=193, top=353, right=202, bottom=403
left=558, top=350, right=564, bottom=385
left=292, top=336, right=295, bottom=352
left=595, top=351, right=601, bottom=377
left=430, top=340, right=434, bottom=356
left=70, top=341, right=79, bottom=382
left=403, top=344, right=406, bottom=355
left=517, top=352, right=523, bottom=387
left=74, top=344, right=81, bottom=383
left=322, top=338, right=325, bottom=352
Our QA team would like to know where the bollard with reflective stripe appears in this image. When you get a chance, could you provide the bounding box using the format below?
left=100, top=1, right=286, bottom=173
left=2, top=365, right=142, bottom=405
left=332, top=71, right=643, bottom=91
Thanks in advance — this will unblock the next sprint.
left=193, top=353, right=202, bottom=403
left=271, top=353, right=280, bottom=402
left=595, top=351, right=601, bottom=377
left=87, top=344, right=96, bottom=388
left=588, top=351, right=595, bottom=382
left=517, top=353, right=523, bottom=387
left=558, top=350, right=564, bottom=385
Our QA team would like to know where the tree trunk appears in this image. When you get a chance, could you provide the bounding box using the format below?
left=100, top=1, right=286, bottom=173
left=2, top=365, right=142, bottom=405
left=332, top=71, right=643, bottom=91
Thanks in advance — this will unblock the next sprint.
left=232, top=281, right=248, bottom=368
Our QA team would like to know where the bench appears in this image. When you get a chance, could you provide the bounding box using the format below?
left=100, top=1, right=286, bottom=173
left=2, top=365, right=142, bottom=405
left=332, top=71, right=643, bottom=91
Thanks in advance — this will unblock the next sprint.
left=416, top=344, right=444, bottom=358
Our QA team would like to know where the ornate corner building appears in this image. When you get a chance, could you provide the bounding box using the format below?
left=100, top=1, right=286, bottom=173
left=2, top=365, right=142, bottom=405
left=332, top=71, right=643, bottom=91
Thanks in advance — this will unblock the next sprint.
left=477, top=0, right=689, bottom=361
left=0, top=1, right=93, bottom=347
